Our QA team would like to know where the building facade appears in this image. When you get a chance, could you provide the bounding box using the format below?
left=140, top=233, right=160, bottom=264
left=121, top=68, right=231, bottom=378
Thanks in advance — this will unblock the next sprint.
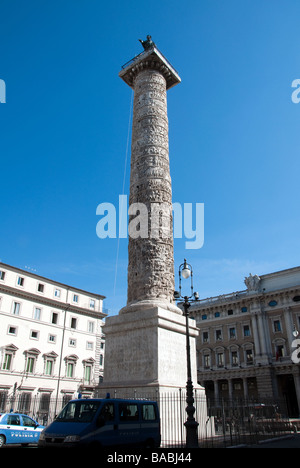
left=0, top=263, right=106, bottom=420
left=191, top=267, right=300, bottom=417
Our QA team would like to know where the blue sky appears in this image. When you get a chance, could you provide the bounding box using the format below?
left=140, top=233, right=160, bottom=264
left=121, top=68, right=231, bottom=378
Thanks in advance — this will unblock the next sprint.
left=1, top=0, right=300, bottom=316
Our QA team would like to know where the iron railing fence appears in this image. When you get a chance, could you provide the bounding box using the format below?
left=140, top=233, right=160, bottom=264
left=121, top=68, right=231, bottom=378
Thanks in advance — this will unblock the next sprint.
left=0, top=390, right=297, bottom=447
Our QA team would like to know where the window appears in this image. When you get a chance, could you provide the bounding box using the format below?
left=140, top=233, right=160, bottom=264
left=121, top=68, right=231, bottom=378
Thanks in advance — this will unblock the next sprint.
left=99, top=354, right=104, bottom=366
left=8, top=326, right=17, bottom=335
left=231, top=351, right=239, bottom=367
left=0, top=270, right=5, bottom=281
left=89, top=299, right=95, bottom=309
left=243, top=325, right=251, bottom=337
left=268, top=300, right=277, bottom=307
left=204, top=354, right=210, bottom=369
left=229, top=327, right=236, bottom=339
left=202, top=331, right=209, bottom=343
left=216, top=329, right=222, bottom=341
left=142, top=404, right=156, bottom=421
left=70, top=317, right=77, bottom=329
left=88, top=321, right=94, bottom=333
left=100, top=403, right=115, bottom=421
left=274, top=320, right=282, bottom=332
left=26, top=357, right=35, bottom=373
left=86, top=341, right=94, bottom=350
left=30, top=330, right=39, bottom=340
left=246, top=349, right=253, bottom=365
left=12, top=302, right=20, bottom=315
left=227, top=309, right=233, bottom=315
left=241, top=306, right=247, bottom=312
left=48, top=334, right=56, bottom=343
left=69, top=338, right=76, bottom=347
left=73, top=294, right=78, bottom=303
left=215, top=312, right=220, bottom=317
left=66, top=362, right=74, bottom=378
left=84, top=365, right=92, bottom=384
left=37, top=283, right=44, bottom=292
left=119, top=403, right=138, bottom=421
left=2, top=353, right=12, bottom=371
left=33, top=307, right=41, bottom=320
left=45, top=360, right=53, bottom=376
left=217, top=352, right=224, bottom=367
left=17, top=276, right=24, bottom=286
left=51, top=312, right=58, bottom=324
left=7, top=414, right=20, bottom=425
left=202, top=315, right=207, bottom=320
left=54, top=288, right=61, bottom=298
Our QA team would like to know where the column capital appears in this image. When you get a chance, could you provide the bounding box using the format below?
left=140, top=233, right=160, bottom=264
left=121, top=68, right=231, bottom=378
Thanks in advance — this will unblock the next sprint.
left=119, top=45, right=181, bottom=90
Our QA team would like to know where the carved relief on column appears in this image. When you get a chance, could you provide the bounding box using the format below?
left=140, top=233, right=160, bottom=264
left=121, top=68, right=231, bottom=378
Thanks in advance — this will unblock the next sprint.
left=125, top=68, right=176, bottom=311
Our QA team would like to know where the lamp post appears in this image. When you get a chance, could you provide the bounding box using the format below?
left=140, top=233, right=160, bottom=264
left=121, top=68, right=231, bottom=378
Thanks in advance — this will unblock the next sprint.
left=174, top=259, right=199, bottom=448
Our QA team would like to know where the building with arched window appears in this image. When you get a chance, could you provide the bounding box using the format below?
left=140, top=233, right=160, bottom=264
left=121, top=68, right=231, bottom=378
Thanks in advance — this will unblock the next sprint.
left=191, top=266, right=300, bottom=417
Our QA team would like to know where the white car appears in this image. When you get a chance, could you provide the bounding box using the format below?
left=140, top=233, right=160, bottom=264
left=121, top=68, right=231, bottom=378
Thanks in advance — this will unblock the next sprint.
left=0, top=413, right=44, bottom=447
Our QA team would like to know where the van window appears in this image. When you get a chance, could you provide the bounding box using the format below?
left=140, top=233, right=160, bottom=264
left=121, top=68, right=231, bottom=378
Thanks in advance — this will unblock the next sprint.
left=57, top=401, right=101, bottom=423
left=99, top=403, right=115, bottom=421
left=142, top=404, right=157, bottom=421
left=119, top=403, right=139, bottom=421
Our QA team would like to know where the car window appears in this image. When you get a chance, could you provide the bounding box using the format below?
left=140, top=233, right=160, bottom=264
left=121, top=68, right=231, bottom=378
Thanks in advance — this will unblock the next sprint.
left=22, top=415, right=37, bottom=427
left=119, top=403, right=139, bottom=421
left=99, top=403, right=115, bottom=421
left=7, top=415, right=21, bottom=425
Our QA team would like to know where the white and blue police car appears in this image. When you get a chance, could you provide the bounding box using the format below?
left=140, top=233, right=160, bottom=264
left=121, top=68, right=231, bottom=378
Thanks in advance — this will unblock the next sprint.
left=0, top=412, right=44, bottom=447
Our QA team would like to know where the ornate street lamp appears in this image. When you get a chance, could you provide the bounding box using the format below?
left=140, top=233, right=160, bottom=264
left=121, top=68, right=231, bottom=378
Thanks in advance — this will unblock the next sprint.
left=174, top=259, right=199, bottom=448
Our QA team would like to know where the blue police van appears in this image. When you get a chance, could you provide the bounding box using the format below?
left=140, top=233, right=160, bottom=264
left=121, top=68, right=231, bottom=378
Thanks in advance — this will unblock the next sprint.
left=38, top=398, right=161, bottom=448
left=0, top=413, right=44, bottom=447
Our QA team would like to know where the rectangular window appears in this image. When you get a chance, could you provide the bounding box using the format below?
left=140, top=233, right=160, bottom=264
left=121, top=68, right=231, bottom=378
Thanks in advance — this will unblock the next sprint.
left=8, top=326, right=17, bottom=335
left=49, top=334, right=56, bottom=343
left=243, top=325, right=251, bottom=337
left=71, top=317, right=77, bottom=329
left=2, top=353, right=12, bottom=370
left=86, top=341, right=93, bottom=350
left=34, top=307, right=41, bottom=320
left=37, top=283, right=44, bottom=293
left=30, top=330, right=39, bottom=339
left=88, top=321, right=94, bottom=333
left=0, top=271, right=5, bottom=281
left=231, top=351, right=238, bottom=366
left=26, top=357, right=35, bottom=373
left=17, top=276, right=24, bottom=286
left=69, top=338, right=76, bottom=347
left=204, top=354, right=210, bottom=368
left=66, top=362, right=74, bottom=377
left=216, top=329, right=222, bottom=341
left=202, top=331, right=209, bottom=343
left=51, top=312, right=58, bottom=324
left=246, top=349, right=253, bottom=364
left=217, top=352, right=224, bottom=367
left=12, top=302, right=20, bottom=315
left=229, top=327, right=236, bottom=339
left=54, top=288, right=61, bottom=298
left=274, top=320, right=282, bottom=332
left=119, top=403, right=139, bottom=421
left=142, top=404, right=156, bottom=421
left=73, top=294, right=78, bottom=303
left=89, top=299, right=95, bottom=309
left=84, top=365, right=92, bottom=384
left=45, top=360, right=53, bottom=376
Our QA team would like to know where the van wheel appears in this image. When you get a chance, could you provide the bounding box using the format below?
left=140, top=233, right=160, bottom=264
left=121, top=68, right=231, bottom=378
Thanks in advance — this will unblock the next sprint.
left=144, top=439, right=154, bottom=449
left=0, top=435, right=6, bottom=448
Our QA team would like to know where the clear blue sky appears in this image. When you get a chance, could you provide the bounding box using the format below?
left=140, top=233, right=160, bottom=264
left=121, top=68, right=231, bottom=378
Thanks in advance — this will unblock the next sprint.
left=1, top=0, right=300, bottom=316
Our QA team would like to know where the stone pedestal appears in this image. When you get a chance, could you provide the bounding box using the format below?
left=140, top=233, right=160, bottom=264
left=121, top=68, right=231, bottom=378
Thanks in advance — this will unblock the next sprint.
left=100, top=307, right=199, bottom=391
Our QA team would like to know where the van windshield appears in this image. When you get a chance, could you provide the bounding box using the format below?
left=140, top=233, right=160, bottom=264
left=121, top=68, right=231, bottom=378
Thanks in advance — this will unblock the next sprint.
left=56, top=401, right=101, bottom=423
